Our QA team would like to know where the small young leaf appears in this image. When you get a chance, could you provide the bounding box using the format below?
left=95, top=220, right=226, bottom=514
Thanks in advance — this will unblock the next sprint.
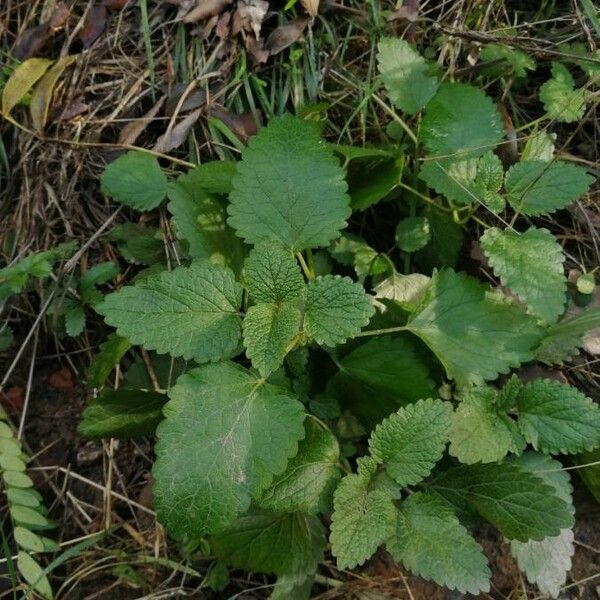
left=17, top=551, right=53, bottom=600
left=153, top=362, right=305, bottom=538
left=407, top=270, right=544, bottom=386
left=78, top=389, right=168, bottom=439
left=14, top=527, right=44, bottom=552
left=7, top=487, right=41, bottom=507
left=505, top=160, right=594, bottom=216
left=98, top=262, right=243, bottom=363
left=11, top=505, right=50, bottom=528
left=388, top=492, right=490, bottom=595
left=421, top=82, right=503, bottom=159
left=377, top=38, right=438, bottom=115
left=539, top=62, right=586, bottom=123
left=517, top=379, right=600, bottom=454
left=395, top=216, right=430, bottom=252
left=244, top=241, right=304, bottom=304
left=243, top=303, right=302, bottom=377
left=87, top=334, right=132, bottom=389
left=258, top=418, right=340, bottom=513
left=522, top=131, right=556, bottom=162
left=480, top=44, right=535, bottom=78
left=101, top=151, right=168, bottom=211
left=303, top=275, right=374, bottom=346
left=374, top=272, right=430, bottom=311
left=63, top=301, right=86, bottom=337
left=211, top=511, right=325, bottom=576
left=228, top=114, right=350, bottom=250
left=330, top=458, right=396, bottom=569
left=481, top=227, right=566, bottom=323
left=369, top=398, right=452, bottom=486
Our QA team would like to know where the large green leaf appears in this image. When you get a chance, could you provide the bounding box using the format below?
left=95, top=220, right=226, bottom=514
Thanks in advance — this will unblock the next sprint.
left=481, top=227, right=566, bottom=323
left=377, top=38, right=438, bottom=115
left=327, top=335, right=436, bottom=426
left=153, top=362, right=305, bottom=537
left=388, top=493, right=490, bottom=595
left=211, top=511, right=325, bottom=576
left=517, top=379, right=600, bottom=454
left=369, top=398, right=452, bottom=486
left=258, top=418, right=340, bottom=513
left=420, top=83, right=503, bottom=159
left=505, top=160, right=594, bottom=216
left=303, top=275, right=374, bottom=346
left=167, top=170, right=247, bottom=276
left=98, top=262, right=243, bottom=363
left=100, top=151, right=167, bottom=211
left=228, top=115, right=350, bottom=250
left=407, top=269, right=544, bottom=386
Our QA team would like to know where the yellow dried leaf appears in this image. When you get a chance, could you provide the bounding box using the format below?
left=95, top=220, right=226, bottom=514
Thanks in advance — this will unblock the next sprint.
left=1, top=58, right=52, bottom=116
left=30, top=55, right=75, bottom=131
left=300, top=0, right=319, bottom=17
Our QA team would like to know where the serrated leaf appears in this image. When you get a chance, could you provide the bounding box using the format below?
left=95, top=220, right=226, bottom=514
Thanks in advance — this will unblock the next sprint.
left=395, top=216, right=430, bottom=252
left=522, top=131, right=556, bottom=162
left=167, top=170, right=246, bottom=276
left=449, top=387, right=525, bottom=464
left=330, top=459, right=396, bottom=569
left=78, top=389, right=167, bottom=439
left=153, top=362, right=305, bottom=537
left=517, top=378, right=600, bottom=454
left=87, top=334, right=132, bottom=389
left=480, top=44, right=535, bottom=78
left=481, top=227, right=566, bottom=323
left=539, top=62, right=586, bottom=123
left=377, top=38, right=438, bottom=115
left=419, top=156, right=479, bottom=205
left=369, top=398, right=451, bottom=486
left=303, top=275, right=374, bottom=346
left=64, top=301, right=86, bottom=337
left=244, top=241, right=305, bottom=304
left=17, top=551, right=53, bottom=600
left=243, top=303, right=302, bottom=377
left=258, top=418, right=340, bottom=513
left=228, top=114, right=350, bottom=250
left=98, top=262, right=243, bottom=363
left=505, top=160, right=594, bottom=216
left=101, top=151, right=168, bottom=211
left=80, top=261, right=119, bottom=305
left=374, top=272, right=430, bottom=311
left=407, top=269, right=544, bottom=386
left=421, top=83, right=503, bottom=159
left=211, top=511, right=325, bottom=576
left=388, top=492, right=490, bottom=594
left=430, top=462, right=574, bottom=541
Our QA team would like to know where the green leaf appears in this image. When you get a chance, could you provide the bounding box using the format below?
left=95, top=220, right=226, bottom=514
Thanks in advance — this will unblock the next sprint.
left=505, top=160, right=594, bottom=216
left=243, top=303, right=302, bottom=377
left=79, top=261, right=119, bottom=305
left=153, top=362, right=305, bottom=537
left=167, top=170, right=246, bottom=276
left=346, top=156, right=404, bottom=211
left=17, top=551, right=53, bottom=600
left=480, top=44, right=535, bottom=78
left=407, top=269, right=543, bottom=386
left=98, top=262, right=243, bottom=363
left=421, top=83, right=503, bottom=159
left=78, top=389, right=167, bottom=439
left=7, top=487, right=41, bottom=507
left=303, top=275, right=374, bottom=346
left=517, top=378, right=600, bottom=454
left=449, top=387, right=525, bottom=465
left=481, top=227, right=566, bottom=323
left=4, top=471, right=34, bottom=488
left=106, top=223, right=164, bottom=265
left=539, top=62, right=586, bottom=123
left=395, top=216, right=430, bottom=252
left=244, top=241, right=304, bottom=304
left=414, top=208, right=463, bottom=272
left=419, top=156, right=478, bottom=205
left=329, top=234, right=392, bottom=283
left=369, top=398, right=451, bottom=485
left=522, top=131, right=556, bottom=162
left=100, top=151, right=167, bottom=211
left=0, top=326, right=13, bottom=351
left=182, top=160, right=237, bottom=195
left=258, top=418, right=340, bottom=513
left=87, top=334, right=132, bottom=389
left=14, top=527, right=44, bottom=552
left=64, top=301, right=86, bottom=337
left=0, top=453, right=26, bottom=471
left=211, top=511, right=325, bottom=576
left=430, top=462, right=574, bottom=541
left=11, top=505, right=50, bottom=528
left=228, top=114, right=350, bottom=250
left=271, top=573, right=314, bottom=600
left=330, top=458, right=396, bottom=569
left=388, top=492, right=490, bottom=594
left=377, top=38, right=438, bottom=115
left=374, top=272, right=430, bottom=311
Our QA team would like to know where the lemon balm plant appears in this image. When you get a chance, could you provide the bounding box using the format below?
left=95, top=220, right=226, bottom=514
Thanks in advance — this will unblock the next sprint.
left=80, top=38, right=600, bottom=598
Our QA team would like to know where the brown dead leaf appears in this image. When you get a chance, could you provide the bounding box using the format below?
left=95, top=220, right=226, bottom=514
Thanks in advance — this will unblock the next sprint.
left=2, top=58, right=52, bottom=116
left=2, top=387, right=24, bottom=413
left=245, top=35, right=269, bottom=64
left=118, top=96, right=166, bottom=145
left=48, top=367, right=75, bottom=390
left=216, top=11, right=231, bottom=39
left=209, top=106, right=260, bottom=142
left=153, top=107, right=202, bottom=153
left=182, top=0, right=231, bottom=23
left=517, top=365, right=568, bottom=385
left=13, top=2, right=70, bottom=60
left=80, top=4, right=108, bottom=48
left=102, top=0, right=130, bottom=9
left=30, top=55, right=75, bottom=132
left=236, top=0, right=269, bottom=38
left=265, top=17, right=310, bottom=55
left=56, top=97, right=89, bottom=121
left=300, top=0, right=319, bottom=17
left=388, top=0, right=420, bottom=22
left=165, top=85, right=206, bottom=116
left=49, top=2, right=71, bottom=28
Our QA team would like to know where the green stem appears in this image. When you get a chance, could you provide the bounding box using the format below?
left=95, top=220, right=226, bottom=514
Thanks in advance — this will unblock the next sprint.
left=354, top=325, right=409, bottom=338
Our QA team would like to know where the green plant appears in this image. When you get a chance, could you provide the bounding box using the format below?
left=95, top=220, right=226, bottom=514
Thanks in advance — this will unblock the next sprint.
left=79, top=38, right=600, bottom=598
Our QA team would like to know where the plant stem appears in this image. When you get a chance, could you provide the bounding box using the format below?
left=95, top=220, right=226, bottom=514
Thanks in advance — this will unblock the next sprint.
left=354, top=325, right=409, bottom=338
